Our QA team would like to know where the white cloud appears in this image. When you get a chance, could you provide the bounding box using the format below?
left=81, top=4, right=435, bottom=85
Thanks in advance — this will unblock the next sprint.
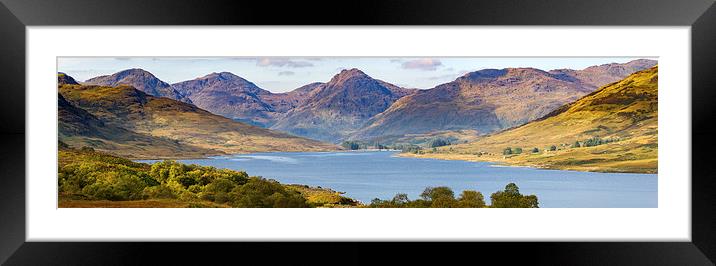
left=401, top=59, right=443, bottom=71
left=278, top=71, right=295, bottom=76
left=256, top=58, right=314, bottom=68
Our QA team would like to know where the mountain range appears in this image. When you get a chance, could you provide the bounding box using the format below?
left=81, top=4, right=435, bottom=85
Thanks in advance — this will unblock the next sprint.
left=170, top=72, right=324, bottom=127
left=58, top=73, right=338, bottom=158
left=351, top=59, right=657, bottom=142
left=414, top=66, right=658, bottom=173
left=69, top=59, right=656, bottom=146
left=270, top=69, right=414, bottom=142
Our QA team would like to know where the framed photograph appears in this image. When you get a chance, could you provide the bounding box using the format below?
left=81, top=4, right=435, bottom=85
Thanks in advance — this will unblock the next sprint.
left=1, top=0, right=714, bottom=264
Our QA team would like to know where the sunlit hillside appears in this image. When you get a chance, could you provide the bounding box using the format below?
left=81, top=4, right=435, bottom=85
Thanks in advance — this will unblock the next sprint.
left=407, top=66, right=658, bottom=173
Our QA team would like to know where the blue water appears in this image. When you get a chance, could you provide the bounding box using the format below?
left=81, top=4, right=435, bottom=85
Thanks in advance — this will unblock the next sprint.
left=139, top=151, right=657, bottom=208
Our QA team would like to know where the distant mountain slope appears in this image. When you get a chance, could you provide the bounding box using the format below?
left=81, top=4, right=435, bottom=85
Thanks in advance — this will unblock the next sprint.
left=549, top=59, right=656, bottom=89
left=59, top=81, right=339, bottom=155
left=171, top=72, right=277, bottom=126
left=351, top=59, right=656, bottom=142
left=84, top=68, right=190, bottom=103
left=172, top=73, right=324, bottom=127
left=414, top=66, right=658, bottom=173
left=270, top=69, right=415, bottom=142
left=261, top=82, right=324, bottom=113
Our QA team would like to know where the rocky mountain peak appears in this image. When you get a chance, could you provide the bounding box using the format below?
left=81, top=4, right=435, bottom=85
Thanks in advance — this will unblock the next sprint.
left=204, top=71, right=241, bottom=81
left=459, top=69, right=507, bottom=81
left=330, top=68, right=369, bottom=83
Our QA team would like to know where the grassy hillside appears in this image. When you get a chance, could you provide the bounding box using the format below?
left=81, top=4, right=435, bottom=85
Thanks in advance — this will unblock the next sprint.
left=59, top=93, right=217, bottom=159
left=405, top=66, right=658, bottom=173
left=59, top=83, right=339, bottom=156
left=58, top=147, right=358, bottom=208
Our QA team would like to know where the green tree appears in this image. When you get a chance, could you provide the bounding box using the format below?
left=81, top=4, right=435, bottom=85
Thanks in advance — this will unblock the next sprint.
left=200, top=178, right=236, bottom=203
left=503, top=147, right=513, bottom=155
left=420, top=186, right=457, bottom=207
left=490, top=183, right=539, bottom=208
left=341, top=141, right=360, bottom=150
left=457, top=190, right=486, bottom=208
left=573, top=141, right=581, bottom=148
left=514, top=147, right=523, bottom=154
left=549, top=145, right=557, bottom=151
left=420, top=186, right=454, bottom=201
left=392, top=193, right=409, bottom=205
left=430, top=138, right=450, bottom=148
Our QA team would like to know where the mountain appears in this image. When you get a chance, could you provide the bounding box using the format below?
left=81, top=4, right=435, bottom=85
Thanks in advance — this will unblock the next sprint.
left=549, top=59, right=657, bottom=89
left=84, top=68, right=190, bottom=103
left=58, top=72, right=79, bottom=85
left=58, top=76, right=339, bottom=157
left=351, top=59, right=656, bottom=142
left=58, top=92, right=214, bottom=159
left=171, top=72, right=277, bottom=126
left=270, top=69, right=415, bottom=142
left=414, top=66, right=658, bottom=173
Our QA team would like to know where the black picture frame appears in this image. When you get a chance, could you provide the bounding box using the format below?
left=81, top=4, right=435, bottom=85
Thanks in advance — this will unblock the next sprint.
left=1, top=0, right=714, bottom=264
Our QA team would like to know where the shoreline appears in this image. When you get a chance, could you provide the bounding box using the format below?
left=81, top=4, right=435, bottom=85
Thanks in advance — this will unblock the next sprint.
left=125, top=149, right=655, bottom=175
left=397, top=152, right=657, bottom=174
left=124, top=148, right=349, bottom=161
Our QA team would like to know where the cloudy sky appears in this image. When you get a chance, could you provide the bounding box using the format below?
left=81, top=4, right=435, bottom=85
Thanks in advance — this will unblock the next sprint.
left=58, top=57, right=650, bottom=93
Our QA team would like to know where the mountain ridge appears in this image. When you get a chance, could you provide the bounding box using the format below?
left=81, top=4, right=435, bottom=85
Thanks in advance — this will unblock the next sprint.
left=84, top=68, right=191, bottom=103
left=350, top=59, right=656, bottom=143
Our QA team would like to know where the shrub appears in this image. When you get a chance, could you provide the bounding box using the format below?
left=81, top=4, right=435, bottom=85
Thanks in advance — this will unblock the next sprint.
left=490, top=183, right=539, bottom=208
left=143, top=184, right=178, bottom=199
left=200, top=178, right=236, bottom=202
left=229, top=177, right=307, bottom=208
left=81, top=172, right=146, bottom=200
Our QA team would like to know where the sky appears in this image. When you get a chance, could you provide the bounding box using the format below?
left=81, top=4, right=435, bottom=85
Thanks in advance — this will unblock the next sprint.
left=58, top=57, right=652, bottom=93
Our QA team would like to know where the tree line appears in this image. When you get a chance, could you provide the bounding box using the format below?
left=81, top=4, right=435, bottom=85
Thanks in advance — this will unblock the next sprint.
left=368, top=183, right=538, bottom=208
left=503, top=136, right=621, bottom=155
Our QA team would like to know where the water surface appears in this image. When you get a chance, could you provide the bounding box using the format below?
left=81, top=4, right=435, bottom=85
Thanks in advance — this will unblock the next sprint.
left=140, top=151, right=657, bottom=207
